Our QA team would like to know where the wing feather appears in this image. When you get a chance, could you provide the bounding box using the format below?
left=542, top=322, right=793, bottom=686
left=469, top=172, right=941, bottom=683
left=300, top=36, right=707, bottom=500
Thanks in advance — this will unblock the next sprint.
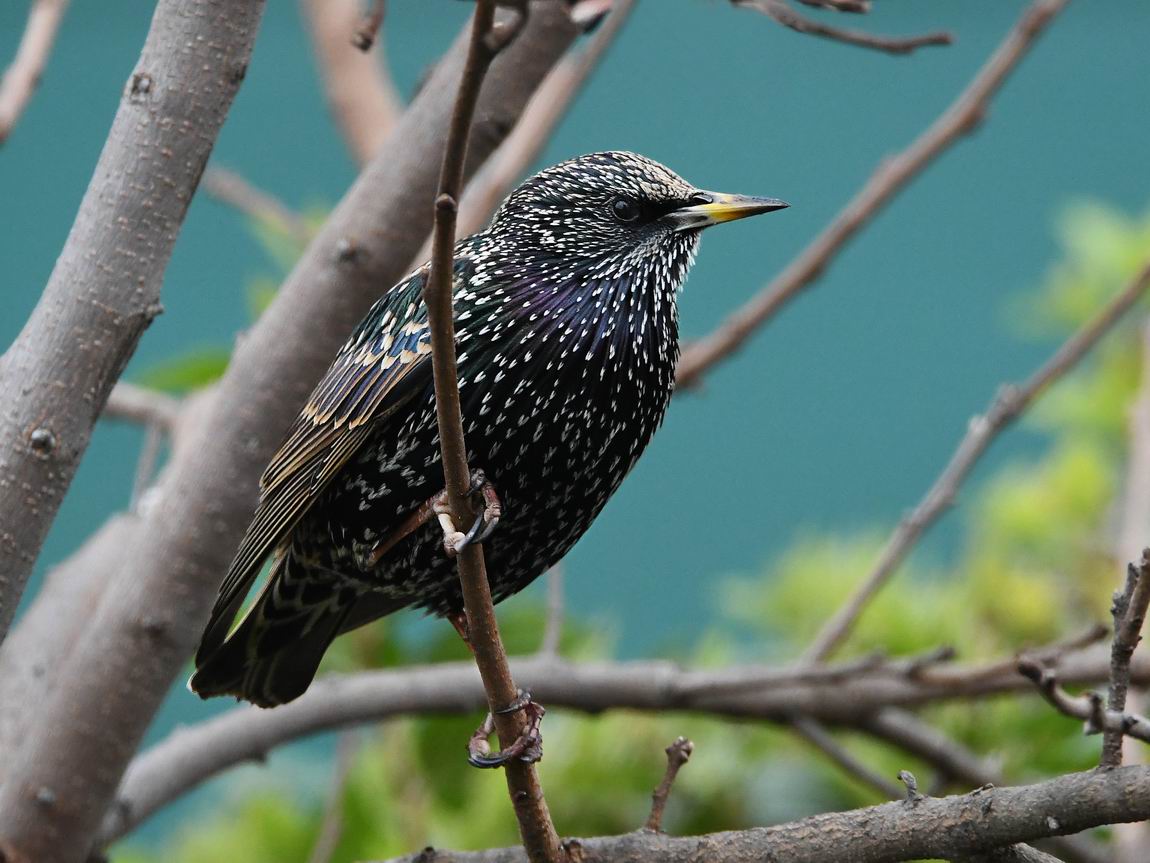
left=196, top=268, right=437, bottom=662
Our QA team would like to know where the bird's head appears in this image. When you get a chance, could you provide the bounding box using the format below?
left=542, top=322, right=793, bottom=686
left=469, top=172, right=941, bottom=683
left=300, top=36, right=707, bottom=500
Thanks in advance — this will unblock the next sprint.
left=488, top=151, right=788, bottom=272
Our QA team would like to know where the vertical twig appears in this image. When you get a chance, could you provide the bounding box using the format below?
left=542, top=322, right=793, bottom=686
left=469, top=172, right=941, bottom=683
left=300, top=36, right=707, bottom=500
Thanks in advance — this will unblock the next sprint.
left=306, top=732, right=358, bottom=863
left=645, top=737, right=694, bottom=832
left=421, top=3, right=561, bottom=862
left=302, top=0, right=402, bottom=165
left=1101, top=550, right=1150, bottom=768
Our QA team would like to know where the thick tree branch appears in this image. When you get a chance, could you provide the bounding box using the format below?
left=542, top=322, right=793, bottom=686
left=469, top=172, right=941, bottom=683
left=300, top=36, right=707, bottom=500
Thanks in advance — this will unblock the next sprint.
left=102, top=639, right=1148, bottom=843
left=422, top=2, right=561, bottom=861
left=0, top=7, right=578, bottom=861
left=803, top=259, right=1150, bottom=663
left=376, top=766, right=1150, bottom=863
left=734, top=0, right=951, bottom=55
left=676, top=0, right=1069, bottom=390
left=0, top=0, right=69, bottom=144
left=302, top=0, right=402, bottom=165
left=0, top=0, right=266, bottom=647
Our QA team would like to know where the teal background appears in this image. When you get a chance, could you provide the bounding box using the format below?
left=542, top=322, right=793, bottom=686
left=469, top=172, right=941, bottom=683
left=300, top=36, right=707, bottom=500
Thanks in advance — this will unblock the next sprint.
left=1, top=0, right=1148, bottom=847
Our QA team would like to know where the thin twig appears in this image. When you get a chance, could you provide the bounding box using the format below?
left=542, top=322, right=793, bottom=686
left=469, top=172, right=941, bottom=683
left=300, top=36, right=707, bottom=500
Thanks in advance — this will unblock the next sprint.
left=1018, top=658, right=1150, bottom=745
left=791, top=717, right=903, bottom=799
left=1102, top=550, right=1150, bottom=767
left=352, top=0, right=387, bottom=51
left=104, top=382, right=181, bottom=432
left=803, top=260, right=1150, bottom=663
left=538, top=566, right=564, bottom=657
left=645, top=737, right=694, bottom=832
left=418, top=0, right=636, bottom=264
left=733, top=0, right=951, bottom=55
left=203, top=166, right=312, bottom=246
left=793, top=0, right=869, bottom=11
left=129, top=423, right=164, bottom=513
left=676, top=0, right=1069, bottom=390
left=0, top=0, right=69, bottom=145
left=421, top=3, right=560, bottom=862
left=306, top=732, right=359, bottom=863
left=302, top=0, right=402, bottom=165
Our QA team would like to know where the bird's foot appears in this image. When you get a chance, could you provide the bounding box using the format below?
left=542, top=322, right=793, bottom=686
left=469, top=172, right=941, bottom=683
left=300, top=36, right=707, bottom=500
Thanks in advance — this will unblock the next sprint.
left=434, top=469, right=502, bottom=557
left=467, top=690, right=545, bottom=768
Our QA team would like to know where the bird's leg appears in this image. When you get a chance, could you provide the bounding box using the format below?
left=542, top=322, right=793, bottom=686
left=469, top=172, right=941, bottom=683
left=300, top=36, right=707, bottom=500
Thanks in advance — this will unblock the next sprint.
left=467, top=690, right=545, bottom=768
left=364, top=469, right=502, bottom=567
left=435, top=468, right=502, bottom=557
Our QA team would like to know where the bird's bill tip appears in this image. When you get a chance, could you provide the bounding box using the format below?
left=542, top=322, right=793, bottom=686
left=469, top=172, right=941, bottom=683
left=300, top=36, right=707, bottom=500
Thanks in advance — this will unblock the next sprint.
left=664, top=191, right=789, bottom=232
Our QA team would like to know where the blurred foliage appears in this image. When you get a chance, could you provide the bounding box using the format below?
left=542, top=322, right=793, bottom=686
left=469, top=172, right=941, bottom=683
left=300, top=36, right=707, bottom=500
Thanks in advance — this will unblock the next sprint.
left=117, top=203, right=1150, bottom=861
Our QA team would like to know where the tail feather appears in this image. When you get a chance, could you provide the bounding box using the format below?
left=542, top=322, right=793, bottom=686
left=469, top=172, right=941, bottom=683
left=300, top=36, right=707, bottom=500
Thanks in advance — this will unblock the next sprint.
left=190, top=554, right=356, bottom=707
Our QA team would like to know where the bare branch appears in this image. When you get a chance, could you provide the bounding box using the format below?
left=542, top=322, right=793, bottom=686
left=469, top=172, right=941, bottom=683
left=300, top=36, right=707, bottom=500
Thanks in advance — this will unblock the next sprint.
left=1102, top=550, right=1150, bottom=767
left=803, top=260, right=1150, bottom=663
left=104, top=639, right=1150, bottom=843
left=645, top=737, right=694, bottom=832
left=103, top=383, right=181, bottom=432
left=793, top=0, right=869, bottom=11
left=203, top=166, right=312, bottom=246
left=791, top=717, right=903, bottom=799
left=1, top=8, right=578, bottom=860
left=676, top=0, right=1069, bottom=390
left=302, top=0, right=403, bottom=165
left=377, top=766, right=1150, bottom=862
left=1018, top=658, right=1150, bottom=745
left=422, top=4, right=562, bottom=861
left=0, top=0, right=265, bottom=650
left=0, top=0, right=69, bottom=144
left=733, top=0, right=951, bottom=55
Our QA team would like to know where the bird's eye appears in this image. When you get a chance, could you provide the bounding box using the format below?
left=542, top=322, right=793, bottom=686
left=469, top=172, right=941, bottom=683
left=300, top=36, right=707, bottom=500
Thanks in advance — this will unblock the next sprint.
left=610, top=196, right=642, bottom=223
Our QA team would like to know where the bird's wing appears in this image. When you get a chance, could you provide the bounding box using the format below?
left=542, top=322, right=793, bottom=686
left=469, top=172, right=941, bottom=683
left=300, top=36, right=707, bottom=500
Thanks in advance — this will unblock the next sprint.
left=196, top=266, right=440, bottom=662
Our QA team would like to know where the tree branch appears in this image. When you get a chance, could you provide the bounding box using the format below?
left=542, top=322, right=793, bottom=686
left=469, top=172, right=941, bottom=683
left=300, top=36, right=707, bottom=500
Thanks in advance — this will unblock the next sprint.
left=802, top=259, right=1150, bottom=663
left=301, top=0, right=402, bottom=165
left=0, top=0, right=69, bottom=145
left=102, top=382, right=181, bottom=433
left=103, top=638, right=1149, bottom=843
left=0, top=7, right=578, bottom=861
left=733, top=0, right=951, bottom=55
left=1018, top=658, right=1150, bottom=745
left=0, top=0, right=266, bottom=648
left=203, top=166, right=312, bottom=246
left=422, top=4, right=562, bottom=861
left=1102, top=550, right=1150, bottom=767
left=376, top=766, right=1150, bottom=863
left=676, top=0, right=1069, bottom=390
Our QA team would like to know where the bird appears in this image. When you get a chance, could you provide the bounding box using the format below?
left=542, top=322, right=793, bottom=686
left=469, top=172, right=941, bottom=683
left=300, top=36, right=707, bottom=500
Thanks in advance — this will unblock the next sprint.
left=190, top=151, right=787, bottom=708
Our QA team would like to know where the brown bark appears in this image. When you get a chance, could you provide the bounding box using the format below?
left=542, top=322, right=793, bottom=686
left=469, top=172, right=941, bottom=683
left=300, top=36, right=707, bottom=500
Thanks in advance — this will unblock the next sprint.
left=376, top=766, right=1150, bottom=863
left=0, top=0, right=266, bottom=643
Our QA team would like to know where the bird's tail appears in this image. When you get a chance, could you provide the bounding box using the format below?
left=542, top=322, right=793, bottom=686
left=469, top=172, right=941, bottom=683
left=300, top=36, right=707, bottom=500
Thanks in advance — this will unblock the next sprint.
left=189, top=553, right=356, bottom=708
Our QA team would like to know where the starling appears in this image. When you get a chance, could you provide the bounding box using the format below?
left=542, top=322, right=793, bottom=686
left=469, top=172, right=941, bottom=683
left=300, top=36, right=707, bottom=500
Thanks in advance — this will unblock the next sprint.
left=191, top=151, right=787, bottom=707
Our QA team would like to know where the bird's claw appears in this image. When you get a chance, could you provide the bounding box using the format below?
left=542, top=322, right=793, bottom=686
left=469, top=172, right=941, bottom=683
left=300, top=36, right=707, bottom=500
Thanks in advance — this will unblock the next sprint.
left=467, top=690, right=545, bottom=768
left=436, top=469, right=502, bottom=557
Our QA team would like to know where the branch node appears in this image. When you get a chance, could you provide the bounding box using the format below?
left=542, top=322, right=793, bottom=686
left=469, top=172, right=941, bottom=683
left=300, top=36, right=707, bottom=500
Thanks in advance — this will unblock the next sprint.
left=898, top=769, right=923, bottom=804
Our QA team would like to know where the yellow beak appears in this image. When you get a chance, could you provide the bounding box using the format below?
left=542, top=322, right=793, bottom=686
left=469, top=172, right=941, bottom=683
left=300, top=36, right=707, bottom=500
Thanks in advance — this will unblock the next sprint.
left=662, top=191, right=789, bottom=232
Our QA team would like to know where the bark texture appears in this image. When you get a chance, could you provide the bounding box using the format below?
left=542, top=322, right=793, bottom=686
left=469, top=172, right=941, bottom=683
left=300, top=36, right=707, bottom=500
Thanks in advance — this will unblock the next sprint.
left=0, top=0, right=266, bottom=642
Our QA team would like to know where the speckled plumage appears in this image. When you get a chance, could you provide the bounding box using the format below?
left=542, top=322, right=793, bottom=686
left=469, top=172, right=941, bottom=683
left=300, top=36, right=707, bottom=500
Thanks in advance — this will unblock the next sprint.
left=191, top=152, right=785, bottom=707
